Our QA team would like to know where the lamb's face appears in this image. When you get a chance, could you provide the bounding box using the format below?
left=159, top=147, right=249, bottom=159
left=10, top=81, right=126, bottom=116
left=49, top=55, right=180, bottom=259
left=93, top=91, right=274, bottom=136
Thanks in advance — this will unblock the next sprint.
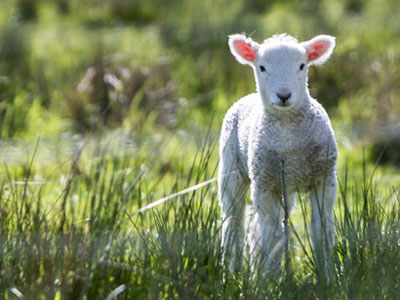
left=228, top=33, right=335, bottom=112
left=255, top=42, right=307, bottom=111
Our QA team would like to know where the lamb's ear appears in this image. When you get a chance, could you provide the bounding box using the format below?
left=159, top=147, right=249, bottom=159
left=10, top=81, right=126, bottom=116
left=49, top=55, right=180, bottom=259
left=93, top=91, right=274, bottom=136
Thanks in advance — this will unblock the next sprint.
left=228, top=34, right=259, bottom=66
left=301, top=35, right=335, bottom=66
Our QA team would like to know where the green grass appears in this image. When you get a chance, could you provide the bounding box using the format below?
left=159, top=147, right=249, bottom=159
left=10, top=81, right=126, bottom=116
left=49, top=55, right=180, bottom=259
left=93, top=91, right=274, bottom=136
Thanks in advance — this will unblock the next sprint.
left=0, top=130, right=399, bottom=299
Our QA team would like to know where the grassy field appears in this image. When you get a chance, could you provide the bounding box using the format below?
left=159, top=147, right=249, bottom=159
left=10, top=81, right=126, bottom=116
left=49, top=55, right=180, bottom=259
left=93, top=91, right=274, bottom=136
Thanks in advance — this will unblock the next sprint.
left=1, top=132, right=400, bottom=299
left=1, top=0, right=400, bottom=299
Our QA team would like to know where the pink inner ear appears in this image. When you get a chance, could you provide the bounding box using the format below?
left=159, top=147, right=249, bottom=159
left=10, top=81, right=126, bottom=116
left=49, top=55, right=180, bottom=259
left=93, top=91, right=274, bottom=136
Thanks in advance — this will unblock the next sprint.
left=234, top=41, right=255, bottom=61
left=307, top=42, right=328, bottom=61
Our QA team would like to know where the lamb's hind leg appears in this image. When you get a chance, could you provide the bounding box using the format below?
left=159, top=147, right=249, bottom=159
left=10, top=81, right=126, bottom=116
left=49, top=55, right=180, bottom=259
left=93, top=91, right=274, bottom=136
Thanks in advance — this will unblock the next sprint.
left=218, top=154, right=249, bottom=272
left=310, top=171, right=337, bottom=281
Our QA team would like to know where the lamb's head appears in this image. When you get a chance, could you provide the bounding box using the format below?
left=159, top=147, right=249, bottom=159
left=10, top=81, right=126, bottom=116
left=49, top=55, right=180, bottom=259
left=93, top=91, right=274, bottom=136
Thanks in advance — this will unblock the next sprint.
left=228, top=33, right=335, bottom=112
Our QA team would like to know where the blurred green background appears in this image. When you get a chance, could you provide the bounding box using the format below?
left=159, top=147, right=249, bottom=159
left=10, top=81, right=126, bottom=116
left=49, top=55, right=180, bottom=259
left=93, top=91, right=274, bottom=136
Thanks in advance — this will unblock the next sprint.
left=0, top=0, right=399, bottom=167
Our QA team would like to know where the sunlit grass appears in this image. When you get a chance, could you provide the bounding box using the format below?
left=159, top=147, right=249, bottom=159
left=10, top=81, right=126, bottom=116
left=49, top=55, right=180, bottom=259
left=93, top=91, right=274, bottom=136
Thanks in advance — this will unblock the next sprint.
left=0, top=129, right=399, bottom=299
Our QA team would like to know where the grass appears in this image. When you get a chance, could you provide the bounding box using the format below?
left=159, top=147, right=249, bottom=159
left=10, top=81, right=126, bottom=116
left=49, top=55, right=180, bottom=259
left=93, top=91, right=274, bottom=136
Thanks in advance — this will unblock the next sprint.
left=0, top=130, right=399, bottom=299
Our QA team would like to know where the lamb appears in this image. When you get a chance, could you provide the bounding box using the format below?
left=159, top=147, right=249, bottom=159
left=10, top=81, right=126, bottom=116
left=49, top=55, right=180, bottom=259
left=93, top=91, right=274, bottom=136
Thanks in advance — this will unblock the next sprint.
left=218, top=33, right=338, bottom=278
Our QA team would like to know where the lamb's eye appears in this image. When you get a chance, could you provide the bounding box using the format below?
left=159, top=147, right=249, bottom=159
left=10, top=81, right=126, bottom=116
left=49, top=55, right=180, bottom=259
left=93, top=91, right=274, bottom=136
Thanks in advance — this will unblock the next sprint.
left=259, top=65, right=266, bottom=72
left=299, top=63, right=305, bottom=71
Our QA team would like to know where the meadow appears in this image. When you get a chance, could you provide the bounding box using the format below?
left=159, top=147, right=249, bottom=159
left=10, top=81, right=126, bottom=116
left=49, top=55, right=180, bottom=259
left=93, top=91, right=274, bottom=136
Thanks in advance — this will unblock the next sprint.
left=1, top=0, right=400, bottom=299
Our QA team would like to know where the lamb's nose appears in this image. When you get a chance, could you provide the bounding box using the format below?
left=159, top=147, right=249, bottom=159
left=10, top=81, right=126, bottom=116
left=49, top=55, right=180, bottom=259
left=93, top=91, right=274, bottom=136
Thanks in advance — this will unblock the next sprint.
left=277, top=92, right=292, bottom=103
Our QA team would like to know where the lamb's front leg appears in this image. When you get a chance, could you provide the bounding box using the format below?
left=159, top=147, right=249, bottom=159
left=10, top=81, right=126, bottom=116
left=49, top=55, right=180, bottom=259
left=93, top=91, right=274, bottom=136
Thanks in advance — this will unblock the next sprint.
left=310, top=171, right=337, bottom=281
left=219, top=164, right=249, bottom=272
left=249, top=186, right=285, bottom=276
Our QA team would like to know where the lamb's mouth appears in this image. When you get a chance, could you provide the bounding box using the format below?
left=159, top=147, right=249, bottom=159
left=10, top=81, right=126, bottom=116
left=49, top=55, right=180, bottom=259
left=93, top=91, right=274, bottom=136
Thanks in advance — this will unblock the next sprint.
left=274, top=101, right=292, bottom=108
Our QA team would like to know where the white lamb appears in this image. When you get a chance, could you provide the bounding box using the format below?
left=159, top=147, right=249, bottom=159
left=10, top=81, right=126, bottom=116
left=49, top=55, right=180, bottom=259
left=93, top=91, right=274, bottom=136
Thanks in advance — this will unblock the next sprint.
left=218, top=33, right=338, bottom=278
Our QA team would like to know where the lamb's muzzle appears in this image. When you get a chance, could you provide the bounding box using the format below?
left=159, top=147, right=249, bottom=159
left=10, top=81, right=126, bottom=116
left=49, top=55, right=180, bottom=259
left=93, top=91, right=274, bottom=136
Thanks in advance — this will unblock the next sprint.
left=276, top=91, right=292, bottom=105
